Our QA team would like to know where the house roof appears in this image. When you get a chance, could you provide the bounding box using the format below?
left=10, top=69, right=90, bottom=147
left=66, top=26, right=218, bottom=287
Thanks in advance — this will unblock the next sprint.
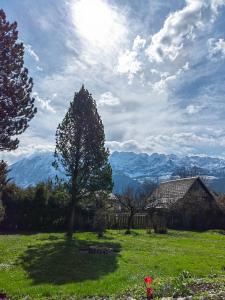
left=147, top=176, right=216, bottom=210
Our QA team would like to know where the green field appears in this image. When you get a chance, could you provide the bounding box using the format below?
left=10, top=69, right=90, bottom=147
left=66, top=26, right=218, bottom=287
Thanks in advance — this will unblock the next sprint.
left=0, top=230, right=225, bottom=299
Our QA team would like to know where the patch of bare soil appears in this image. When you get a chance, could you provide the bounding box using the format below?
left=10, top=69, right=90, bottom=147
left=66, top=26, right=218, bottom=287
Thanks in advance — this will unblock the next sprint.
left=188, top=282, right=219, bottom=294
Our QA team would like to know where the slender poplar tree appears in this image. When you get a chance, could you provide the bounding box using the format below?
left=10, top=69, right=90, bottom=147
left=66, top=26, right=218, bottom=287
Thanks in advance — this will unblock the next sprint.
left=54, top=86, right=113, bottom=238
left=0, top=9, right=37, bottom=151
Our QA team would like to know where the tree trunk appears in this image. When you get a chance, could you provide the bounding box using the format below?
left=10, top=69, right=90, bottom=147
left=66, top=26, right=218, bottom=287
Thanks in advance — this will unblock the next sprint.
left=126, top=212, right=134, bottom=234
left=67, top=194, right=76, bottom=239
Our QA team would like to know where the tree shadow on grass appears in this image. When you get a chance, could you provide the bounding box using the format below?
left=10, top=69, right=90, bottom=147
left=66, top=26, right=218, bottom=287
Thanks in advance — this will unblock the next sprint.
left=17, top=239, right=121, bottom=285
left=36, top=235, right=62, bottom=241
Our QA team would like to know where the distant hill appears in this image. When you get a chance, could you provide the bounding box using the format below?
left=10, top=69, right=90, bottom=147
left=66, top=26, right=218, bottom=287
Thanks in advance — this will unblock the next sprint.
left=8, top=151, right=225, bottom=193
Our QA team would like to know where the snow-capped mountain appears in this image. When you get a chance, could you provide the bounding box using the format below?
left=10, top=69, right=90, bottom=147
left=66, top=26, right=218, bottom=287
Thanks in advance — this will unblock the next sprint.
left=8, top=152, right=66, bottom=187
left=110, top=151, right=225, bottom=178
left=8, top=151, right=225, bottom=193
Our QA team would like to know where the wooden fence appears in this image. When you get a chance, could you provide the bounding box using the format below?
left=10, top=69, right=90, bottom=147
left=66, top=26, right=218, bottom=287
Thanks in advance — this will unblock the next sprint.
left=106, top=212, right=149, bottom=229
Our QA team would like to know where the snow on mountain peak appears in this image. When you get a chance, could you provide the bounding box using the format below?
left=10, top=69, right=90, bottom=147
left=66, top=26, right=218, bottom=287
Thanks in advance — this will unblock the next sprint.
left=8, top=151, right=225, bottom=193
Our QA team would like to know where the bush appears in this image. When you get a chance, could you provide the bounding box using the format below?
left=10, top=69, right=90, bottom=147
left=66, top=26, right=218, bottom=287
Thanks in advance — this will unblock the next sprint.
left=93, top=208, right=106, bottom=237
left=152, top=213, right=168, bottom=234
left=1, top=181, right=109, bottom=232
left=1, top=182, right=70, bottom=231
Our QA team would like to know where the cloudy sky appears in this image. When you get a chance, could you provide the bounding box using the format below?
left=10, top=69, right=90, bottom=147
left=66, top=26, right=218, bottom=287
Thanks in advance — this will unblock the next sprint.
left=1, top=0, right=225, bottom=163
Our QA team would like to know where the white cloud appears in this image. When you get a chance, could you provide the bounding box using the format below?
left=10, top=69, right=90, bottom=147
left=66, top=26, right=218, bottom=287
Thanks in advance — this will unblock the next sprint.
left=116, top=35, right=146, bottom=83
left=36, top=66, right=43, bottom=71
left=145, top=0, right=225, bottom=64
left=211, top=0, right=225, bottom=15
left=132, top=35, right=146, bottom=51
left=33, top=92, right=56, bottom=113
left=116, top=50, right=142, bottom=83
left=115, top=0, right=225, bottom=87
left=106, top=140, right=143, bottom=153
left=186, top=104, right=202, bottom=114
left=98, top=92, right=120, bottom=106
left=0, top=132, right=55, bottom=164
left=208, top=38, right=225, bottom=59
left=3, top=0, right=225, bottom=163
left=24, top=44, right=40, bottom=62
left=151, top=62, right=189, bottom=93
left=145, top=1, right=204, bottom=63
left=107, top=132, right=225, bottom=156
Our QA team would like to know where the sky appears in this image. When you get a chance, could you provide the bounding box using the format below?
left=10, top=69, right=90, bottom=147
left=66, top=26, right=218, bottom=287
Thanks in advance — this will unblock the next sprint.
left=1, top=0, right=225, bottom=163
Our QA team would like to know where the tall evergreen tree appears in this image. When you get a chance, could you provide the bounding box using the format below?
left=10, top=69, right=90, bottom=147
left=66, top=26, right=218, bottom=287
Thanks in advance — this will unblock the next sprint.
left=54, top=86, right=113, bottom=238
left=0, top=9, right=37, bottom=151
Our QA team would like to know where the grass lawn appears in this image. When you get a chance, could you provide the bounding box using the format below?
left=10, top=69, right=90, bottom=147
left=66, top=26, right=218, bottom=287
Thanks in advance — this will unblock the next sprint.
left=0, top=230, right=225, bottom=299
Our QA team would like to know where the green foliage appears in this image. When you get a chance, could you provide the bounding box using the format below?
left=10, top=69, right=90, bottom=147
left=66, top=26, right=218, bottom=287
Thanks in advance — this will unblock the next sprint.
left=124, top=271, right=192, bottom=299
left=54, top=86, right=112, bottom=237
left=1, top=182, right=70, bottom=231
left=93, top=208, right=107, bottom=237
left=54, top=86, right=112, bottom=193
left=47, top=185, right=70, bottom=229
left=0, top=9, right=37, bottom=151
left=170, top=270, right=192, bottom=297
left=32, top=183, right=48, bottom=229
left=1, top=183, right=23, bottom=229
left=1, top=181, right=111, bottom=232
left=85, top=191, right=111, bottom=237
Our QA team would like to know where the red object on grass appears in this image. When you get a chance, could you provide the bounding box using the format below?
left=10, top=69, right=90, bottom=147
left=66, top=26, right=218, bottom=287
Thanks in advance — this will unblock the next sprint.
left=144, top=276, right=153, bottom=284
left=147, top=287, right=153, bottom=295
left=144, top=277, right=153, bottom=299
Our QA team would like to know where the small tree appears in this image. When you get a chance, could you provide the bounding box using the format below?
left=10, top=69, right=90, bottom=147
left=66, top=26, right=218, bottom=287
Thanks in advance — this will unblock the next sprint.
left=116, top=187, right=139, bottom=234
left=0, top=9, right=37, bottom=151
left=92, top=191, right=112, bottom=238
left=138, top=180, right=158, bottom=233
left=138, top=180, right=157, bottom=206
left=93, top=208, right=106, bottom=238
left=54, top=86, right=113, bottom=238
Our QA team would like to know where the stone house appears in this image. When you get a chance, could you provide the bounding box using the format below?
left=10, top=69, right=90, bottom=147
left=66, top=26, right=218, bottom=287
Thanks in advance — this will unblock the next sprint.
left=147, top=177, right=225, bottom=230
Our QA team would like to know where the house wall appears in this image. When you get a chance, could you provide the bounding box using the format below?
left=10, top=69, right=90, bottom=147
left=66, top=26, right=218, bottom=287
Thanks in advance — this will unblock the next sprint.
left=170, top=179, right=224, bottom=230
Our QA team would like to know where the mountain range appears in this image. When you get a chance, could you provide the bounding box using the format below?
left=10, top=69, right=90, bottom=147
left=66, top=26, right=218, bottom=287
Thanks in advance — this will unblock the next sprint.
left=8, top=151, right=225, bottom=194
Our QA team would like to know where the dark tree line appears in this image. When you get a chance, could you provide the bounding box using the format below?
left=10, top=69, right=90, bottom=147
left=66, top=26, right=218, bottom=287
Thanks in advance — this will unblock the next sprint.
left=0, top=178, right=158, bottom=233
left=1, top=182, right=67, bottom=231
left=0, top=181, right=106, bottom=232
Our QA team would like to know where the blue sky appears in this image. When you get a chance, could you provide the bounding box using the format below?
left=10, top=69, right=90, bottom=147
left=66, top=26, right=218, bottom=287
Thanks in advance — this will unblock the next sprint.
left=1, top=0, right=225, bottom=163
